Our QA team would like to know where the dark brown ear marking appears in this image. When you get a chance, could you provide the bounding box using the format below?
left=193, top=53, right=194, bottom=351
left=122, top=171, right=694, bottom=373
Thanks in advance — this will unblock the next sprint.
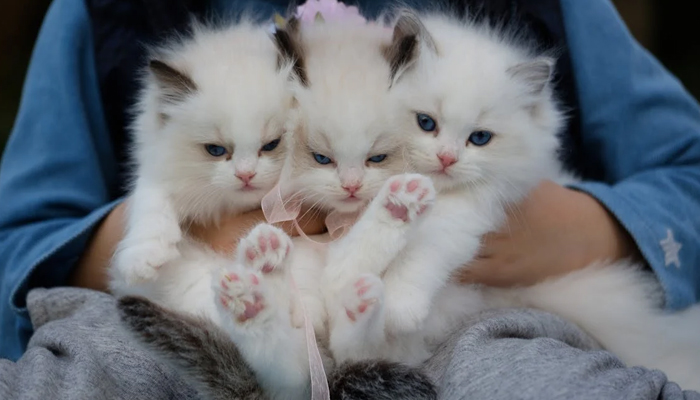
left=387, top=32, right=417, bottom=81
left=384, top=11, right=434, bottom=84
left=149, top=59, right=198, bottom=104
left=272, top=17, right=308, bottom=86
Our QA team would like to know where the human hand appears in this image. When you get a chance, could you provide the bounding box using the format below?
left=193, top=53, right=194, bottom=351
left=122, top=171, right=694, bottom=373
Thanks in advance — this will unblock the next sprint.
left=189, top=206, right=327, bottom=254
left=71, top=200, right=127, bottom=291
left=453, top=180, right=640, bottom=287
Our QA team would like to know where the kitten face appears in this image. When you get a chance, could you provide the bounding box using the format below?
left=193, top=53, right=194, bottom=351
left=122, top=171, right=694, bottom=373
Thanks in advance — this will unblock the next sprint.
left=134, top=23, right=296, bottom=221
left=396, top=14, right=563, bottom=197
left=288, top=98, right=407, bottom=213
left=278, top=22, right=416, bottom=214
left=155, top=75, right=290, bottom=213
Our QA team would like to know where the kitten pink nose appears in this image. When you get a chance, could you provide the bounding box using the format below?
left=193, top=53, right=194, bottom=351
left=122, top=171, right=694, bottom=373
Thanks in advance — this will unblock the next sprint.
left=438, top=153, right=457, bottom=168
left=235, top=171, right=256, bottom=184
left=342, top=183, right=361, bottom=195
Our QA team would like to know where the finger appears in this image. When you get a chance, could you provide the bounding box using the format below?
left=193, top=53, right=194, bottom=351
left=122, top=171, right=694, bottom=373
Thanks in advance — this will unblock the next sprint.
left=452, top=257, right=491, bottom=285
left=454, top=260, right=520, bottom=288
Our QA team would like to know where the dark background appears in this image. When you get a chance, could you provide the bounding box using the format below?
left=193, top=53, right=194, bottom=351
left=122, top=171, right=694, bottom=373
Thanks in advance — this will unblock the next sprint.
left=0, top=0, right=698, bottom=154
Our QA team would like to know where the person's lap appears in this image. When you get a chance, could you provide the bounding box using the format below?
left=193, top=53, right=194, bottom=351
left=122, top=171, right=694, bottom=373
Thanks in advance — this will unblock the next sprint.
left=0, top=287, right=697, bottom=400
left=425, top=308, right=697, bottom=400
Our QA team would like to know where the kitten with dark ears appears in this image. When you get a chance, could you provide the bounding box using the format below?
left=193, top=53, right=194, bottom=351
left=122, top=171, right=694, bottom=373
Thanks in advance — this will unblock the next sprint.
left=202, top=16, right=439, bottom=399
left=316, top=9, right=566, bottom=365
left=109, top=20, right=296, bottom=320
left=332, top=10, right=700, bottom=391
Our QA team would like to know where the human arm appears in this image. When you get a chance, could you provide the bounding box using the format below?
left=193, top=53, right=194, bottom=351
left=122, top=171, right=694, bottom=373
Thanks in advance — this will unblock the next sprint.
left=455, top=180, right=640, bottom=287
left=0, top=0, right=123, bottom=360
left=457, top=0, right=700, bottom=311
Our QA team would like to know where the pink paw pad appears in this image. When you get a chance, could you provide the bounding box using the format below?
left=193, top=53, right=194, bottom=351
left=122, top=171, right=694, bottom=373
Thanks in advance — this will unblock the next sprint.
left=246, top=248, right=257, bottom=262
left=238, top=293, right=265, bottom=322
left=343, top=274, right=383, bottom=324
left=220, top=273, right=239, bottom=290
left=217, top=272, right=266, bottom=324
left=390, top=180, right=401, bottom=193
left=382, top=174, right=435, bottom=223
left=384, top=202, right=409, bottom=222
left=239, top=224, right=292, bottom=275
left=269, top=233, right=280, bottom=250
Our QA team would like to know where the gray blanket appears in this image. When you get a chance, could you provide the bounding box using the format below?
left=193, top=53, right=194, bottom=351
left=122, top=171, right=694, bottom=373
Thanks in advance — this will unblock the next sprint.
left=1, top=288, right=697, bottom=400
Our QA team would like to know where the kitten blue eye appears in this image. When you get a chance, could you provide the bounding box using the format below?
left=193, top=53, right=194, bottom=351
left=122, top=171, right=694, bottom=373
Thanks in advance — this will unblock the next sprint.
left=205, top=144, right=227, bottom=157
left=468, top=130, right=493, bottom=146
left=313, top=152, right=332, bottom=165
left=367, top=154, right=387, bottom=163
left=416, top=113, right=436, bottom=132
left=261, top=138, right=281, bottom=152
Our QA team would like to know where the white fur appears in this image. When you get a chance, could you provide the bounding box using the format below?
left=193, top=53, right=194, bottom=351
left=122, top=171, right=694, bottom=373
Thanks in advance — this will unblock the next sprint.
left=110, top=21, right=294, bottom=323
left=319, top=11, right=565, bottom=364
left=205, top=20, right=416, bottom=399
left=383, top=12, right=564, bottom=336
left=332, top=12, right=700, bottom=391
left=120, top=12, right=700, bottom=398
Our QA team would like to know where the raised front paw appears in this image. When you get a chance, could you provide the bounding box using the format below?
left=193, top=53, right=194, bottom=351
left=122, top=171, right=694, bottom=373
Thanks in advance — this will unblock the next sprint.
left=380, top=174, right=435, bottom=224
left=341, top=274, right=384, bottom=324
left=215, top=269, right=267, bottom=324
left=238, top=224, right=293, bottom=275
left=113, top=237, right=181, bottom=284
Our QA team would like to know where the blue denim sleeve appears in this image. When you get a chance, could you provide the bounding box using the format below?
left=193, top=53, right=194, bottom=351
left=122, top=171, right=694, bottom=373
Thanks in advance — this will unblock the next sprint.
left=0, top=0, right=121, bottom=360
left=560, top=0, right=700, bottom=310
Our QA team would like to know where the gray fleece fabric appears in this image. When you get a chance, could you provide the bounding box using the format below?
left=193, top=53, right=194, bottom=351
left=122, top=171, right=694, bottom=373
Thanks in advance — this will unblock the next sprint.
left=1, top=288, right=697, bottom=400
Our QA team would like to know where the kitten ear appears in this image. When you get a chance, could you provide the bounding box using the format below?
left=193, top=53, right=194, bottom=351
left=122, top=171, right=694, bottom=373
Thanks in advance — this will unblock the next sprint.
left=272, top=18, right=308, bottom=86
left=384, top=10, right=435, bottom=85
left=148, top=59, right=198, bottom=105
left=507, top=57, right=555, bottom=97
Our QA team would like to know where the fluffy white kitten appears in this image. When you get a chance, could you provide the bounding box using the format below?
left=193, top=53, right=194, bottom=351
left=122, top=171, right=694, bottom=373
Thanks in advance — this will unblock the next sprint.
left=333, top=11, right=700, bottom=391
left=109, top=21, right=296, bottom=319
left=320, top=10, right=564, bottom=365
left=206, top=17, right=433, bottom=400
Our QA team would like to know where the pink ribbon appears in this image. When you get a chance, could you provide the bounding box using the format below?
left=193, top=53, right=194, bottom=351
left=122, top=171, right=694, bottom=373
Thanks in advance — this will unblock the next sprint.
left=290, top=276, right=330, bottom=400
left=261, top=184, right=360, bottom=400
left=261, top=184, right=359, bottom=243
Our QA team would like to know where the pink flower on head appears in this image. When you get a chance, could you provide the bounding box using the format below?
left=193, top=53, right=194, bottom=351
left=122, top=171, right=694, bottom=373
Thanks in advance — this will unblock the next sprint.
left=294, top=0, right=367, bottom=25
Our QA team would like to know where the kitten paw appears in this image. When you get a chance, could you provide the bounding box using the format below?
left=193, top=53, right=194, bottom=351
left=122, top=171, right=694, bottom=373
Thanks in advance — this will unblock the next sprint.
left=342, top=274, right=384, bottom=324
left=238, top=224, right=292, bottom=275
left=113, top=237, right=181, bottom=284
left=216, top=270, right=268, bottom=324
left=380, top=174, right=435, bottom=224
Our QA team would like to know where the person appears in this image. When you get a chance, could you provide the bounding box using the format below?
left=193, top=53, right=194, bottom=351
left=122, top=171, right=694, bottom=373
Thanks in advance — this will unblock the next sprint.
left=0, top=0, right=699, bottom=398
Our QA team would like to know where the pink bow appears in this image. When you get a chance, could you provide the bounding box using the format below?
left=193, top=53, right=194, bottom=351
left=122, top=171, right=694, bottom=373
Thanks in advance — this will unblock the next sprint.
left=294, top=0, right=367, bottom=25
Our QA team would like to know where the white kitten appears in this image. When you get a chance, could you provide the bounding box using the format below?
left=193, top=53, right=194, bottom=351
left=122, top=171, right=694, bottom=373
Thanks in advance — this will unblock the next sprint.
left=207, top=17, right=430, bottom=399
left=384, top=10, right=564, bottom=336
left=316, top=11, right=564, bottom=366
left=109, top=21, right=295, bottom=320
left=334, top=11, right=700, bottom=391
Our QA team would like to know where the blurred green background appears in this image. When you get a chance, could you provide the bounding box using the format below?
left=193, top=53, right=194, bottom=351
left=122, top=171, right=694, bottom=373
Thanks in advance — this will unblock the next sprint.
left=0, top=0, right=698, bottom=156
